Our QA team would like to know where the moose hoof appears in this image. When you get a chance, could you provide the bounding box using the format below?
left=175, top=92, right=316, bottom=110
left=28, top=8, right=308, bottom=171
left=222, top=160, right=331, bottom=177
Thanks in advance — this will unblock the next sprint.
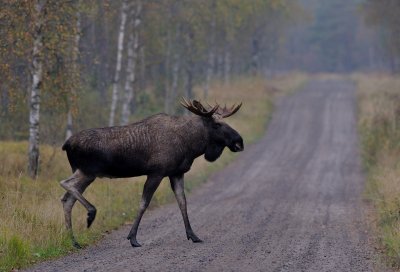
left=129, top=238, right=142, bottom=248
left=72, top=240, right=82, bottom=249
left=87, top=209, right=97, bottom=228
left=187, top=232, right=203, bottom=243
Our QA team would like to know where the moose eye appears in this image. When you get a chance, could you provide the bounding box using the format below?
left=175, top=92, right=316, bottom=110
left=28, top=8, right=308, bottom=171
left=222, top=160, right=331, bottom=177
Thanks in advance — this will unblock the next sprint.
left=212, top=123, right=222, bottom=129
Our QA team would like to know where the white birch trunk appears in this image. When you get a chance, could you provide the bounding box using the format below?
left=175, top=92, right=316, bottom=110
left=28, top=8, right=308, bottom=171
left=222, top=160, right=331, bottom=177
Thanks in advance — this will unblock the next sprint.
left=28, top=0, right=45, bottom=178
left=66, top=7, right=81, bottom=140
left=120, top=0, right=142, bottom=125
left=109, top=0, right=128, bottom=126
left=65, top=111, right=73, bottom=139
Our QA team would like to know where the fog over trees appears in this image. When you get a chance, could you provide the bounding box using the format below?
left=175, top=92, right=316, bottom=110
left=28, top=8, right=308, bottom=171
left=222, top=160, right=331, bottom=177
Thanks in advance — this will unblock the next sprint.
left=0, top=0, right=398, bottom=177
left=274, top=0, right=397, bottom=73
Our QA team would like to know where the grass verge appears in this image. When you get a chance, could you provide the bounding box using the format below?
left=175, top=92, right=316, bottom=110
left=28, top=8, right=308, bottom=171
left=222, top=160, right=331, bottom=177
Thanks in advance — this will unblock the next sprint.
left=0, top=74, right=308, bottom=271
left=353, top=73, right=400, bottom=268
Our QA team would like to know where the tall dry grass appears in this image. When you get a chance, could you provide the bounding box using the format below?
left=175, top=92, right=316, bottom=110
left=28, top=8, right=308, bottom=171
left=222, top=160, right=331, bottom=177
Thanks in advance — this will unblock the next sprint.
left=354, top=73, right=400, bottom=268
left=0, top=74, right=308, bottom=271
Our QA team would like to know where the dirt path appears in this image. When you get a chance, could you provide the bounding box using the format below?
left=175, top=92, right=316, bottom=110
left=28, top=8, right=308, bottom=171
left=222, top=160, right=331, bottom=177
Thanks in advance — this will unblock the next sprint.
left=28, top=79, right=377, bottom=272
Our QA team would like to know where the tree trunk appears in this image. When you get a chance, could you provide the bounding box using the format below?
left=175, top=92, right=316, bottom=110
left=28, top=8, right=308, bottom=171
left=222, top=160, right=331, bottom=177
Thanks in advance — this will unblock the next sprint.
left=170, top=53, right=180, bottom=112
left=224, top=47, right=231, bottom=85
left=96, top=0, right=109, bottom=97
left=65, top=111, right=73, bottom=139
left=184, top=66, right=193, bottom=104
left=121, top=0, right=142, bottom=126
left=185, top=57, right=193, bottom=103
left=184, top=29, right=194, bottom=106
left=139, top=45, right=145, bottom=91
left=164, top=23, right=181, bottom=115
left=109, top=0, right=128, bottom=126
left=217, top=53, right=223, bottom=79
left=1, top=86, right=8, bottom=115
left=251, top=32, right=260, bottom=74
left=164, top=27, right=172, bottom=114
left=28, top=0, right=45, bottom=179
left=203, top=0, right=216, bottom=99
left=66, top=6, right=81, bottom=140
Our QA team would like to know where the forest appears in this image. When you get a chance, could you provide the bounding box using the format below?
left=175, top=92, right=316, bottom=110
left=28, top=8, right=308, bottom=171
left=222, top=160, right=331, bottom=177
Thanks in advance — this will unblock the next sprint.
left=0, top=0, right=398, bottom=177
left=0, top=0, right=304, bottom=178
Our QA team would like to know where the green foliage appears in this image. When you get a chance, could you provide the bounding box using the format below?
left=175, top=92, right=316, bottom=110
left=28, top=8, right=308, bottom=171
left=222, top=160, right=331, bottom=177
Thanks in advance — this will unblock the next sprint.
left=0, top=0, right=302, bottom=144
left=0, top=0, right=81, bottom=143
left=0, top=235, right=30, bottom=271
left=355, top=74, right=400, bottom=268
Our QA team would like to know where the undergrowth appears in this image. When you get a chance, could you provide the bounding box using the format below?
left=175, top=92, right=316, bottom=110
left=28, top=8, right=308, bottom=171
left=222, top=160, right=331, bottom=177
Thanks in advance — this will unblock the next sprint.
left=0, top=74, right=308, bottom=271
left=354, top=73, right=400, bottom=268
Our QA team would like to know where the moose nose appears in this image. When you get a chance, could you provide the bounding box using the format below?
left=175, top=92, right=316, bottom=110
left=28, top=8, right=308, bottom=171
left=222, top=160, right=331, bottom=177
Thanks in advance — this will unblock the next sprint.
left=234, top=142, right=244, bottom=152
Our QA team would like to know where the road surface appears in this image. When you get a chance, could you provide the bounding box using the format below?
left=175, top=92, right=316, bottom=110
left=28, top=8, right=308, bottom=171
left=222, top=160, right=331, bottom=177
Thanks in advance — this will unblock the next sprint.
left=27, top=79, right=377, bottom=272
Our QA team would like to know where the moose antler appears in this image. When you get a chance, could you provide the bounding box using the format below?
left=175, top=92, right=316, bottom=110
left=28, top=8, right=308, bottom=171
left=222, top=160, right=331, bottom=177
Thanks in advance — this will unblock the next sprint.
left=180, top=98, right=219, bottom=117
left=181, top=98, right=242, bottom=119
left=213, top=102, right=242, bottom=119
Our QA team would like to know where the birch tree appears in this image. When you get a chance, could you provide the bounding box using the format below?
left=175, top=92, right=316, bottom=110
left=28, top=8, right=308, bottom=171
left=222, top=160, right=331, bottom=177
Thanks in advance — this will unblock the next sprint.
left=163, top=2, right=181, bottom=114
left=66, top=3, right=81, bottom=140
left=28, top=0, right=45, bottom=178
left=109, top=0, right=128, bottom=127
left=121, top=0, right=142, bottom=125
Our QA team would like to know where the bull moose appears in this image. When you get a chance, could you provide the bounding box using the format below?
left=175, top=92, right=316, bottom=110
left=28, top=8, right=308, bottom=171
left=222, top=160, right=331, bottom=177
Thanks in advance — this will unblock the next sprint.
left=60, top=99, right=243, bottom=248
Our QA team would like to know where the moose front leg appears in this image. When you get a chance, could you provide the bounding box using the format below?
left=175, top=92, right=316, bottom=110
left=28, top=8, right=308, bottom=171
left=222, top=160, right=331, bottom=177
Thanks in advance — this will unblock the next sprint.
left=127, top=175, right=163, bottom=247
left=169, top=174, right=202, bottom=243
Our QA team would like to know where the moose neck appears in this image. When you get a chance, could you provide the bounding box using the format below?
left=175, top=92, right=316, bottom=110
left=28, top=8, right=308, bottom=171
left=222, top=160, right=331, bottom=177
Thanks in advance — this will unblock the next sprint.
left=176, top=116, right=210, bottom=159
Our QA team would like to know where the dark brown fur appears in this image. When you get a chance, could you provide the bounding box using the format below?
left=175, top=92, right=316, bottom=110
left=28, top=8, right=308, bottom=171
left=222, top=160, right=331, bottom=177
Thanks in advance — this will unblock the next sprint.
left=60, top=112, right=243, bottom=248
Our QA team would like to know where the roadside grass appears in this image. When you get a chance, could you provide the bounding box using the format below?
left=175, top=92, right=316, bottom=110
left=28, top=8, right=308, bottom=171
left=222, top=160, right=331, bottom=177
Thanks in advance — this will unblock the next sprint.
left=0, top=74, right=308, bottom=271
left=353, top=73, right=400, bottom=268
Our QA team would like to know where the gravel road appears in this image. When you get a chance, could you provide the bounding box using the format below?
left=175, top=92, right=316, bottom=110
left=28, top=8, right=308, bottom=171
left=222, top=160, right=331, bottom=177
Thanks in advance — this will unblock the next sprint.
left=27, top=79, right=377, bottom=272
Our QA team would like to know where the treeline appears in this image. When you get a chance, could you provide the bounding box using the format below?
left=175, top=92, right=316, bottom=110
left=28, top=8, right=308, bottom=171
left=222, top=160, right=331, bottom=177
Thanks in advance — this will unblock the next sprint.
left=276, top=0, right=389, bottom=73
left=268, top=0, right=400, bottom=74
left=361, top=0, right=400, bottom=73
left=0, top=0, right=301, bottom=177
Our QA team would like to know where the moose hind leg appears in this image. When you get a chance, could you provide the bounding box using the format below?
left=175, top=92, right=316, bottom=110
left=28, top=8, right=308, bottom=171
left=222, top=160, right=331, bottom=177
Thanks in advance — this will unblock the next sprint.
left=60, top=170, right=96, bottom=230
left=61, top=192, right=81, bottom=248
left=170, top=175, right=202, bottom=243
left=60, top=173, right=95, bottom=248
left=127, top=175, right=163, bottom=247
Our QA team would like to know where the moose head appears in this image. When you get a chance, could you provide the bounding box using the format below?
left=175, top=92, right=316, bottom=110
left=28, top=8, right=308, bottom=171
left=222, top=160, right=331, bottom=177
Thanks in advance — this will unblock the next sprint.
left=181, top=98, right=244, bottom=162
